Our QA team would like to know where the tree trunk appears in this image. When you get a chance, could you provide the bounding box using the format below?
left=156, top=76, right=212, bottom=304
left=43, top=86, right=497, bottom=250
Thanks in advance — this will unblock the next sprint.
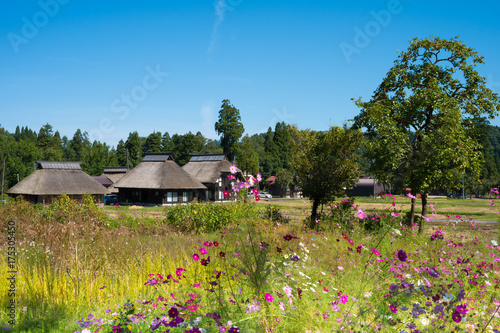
left=419, top=194, right=428, bottom=234
left=409, top=197, right=416, bottom=225
left=310, top=199, right=320, bottom=229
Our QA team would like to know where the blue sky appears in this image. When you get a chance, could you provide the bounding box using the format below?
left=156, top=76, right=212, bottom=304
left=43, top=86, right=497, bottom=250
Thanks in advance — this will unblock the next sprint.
left=2, top=0, right=500, bottom=148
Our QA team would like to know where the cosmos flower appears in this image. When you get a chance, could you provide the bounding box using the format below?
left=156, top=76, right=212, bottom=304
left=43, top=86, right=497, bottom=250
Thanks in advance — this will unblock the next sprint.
left=229, top=164, right=237, bottom=174
left=397, top=249, right=407, bottom=262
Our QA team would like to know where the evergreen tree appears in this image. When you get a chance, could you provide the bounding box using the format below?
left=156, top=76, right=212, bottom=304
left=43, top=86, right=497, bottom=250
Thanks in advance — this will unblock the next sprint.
left=262, top=127, right=277, bottom=178
left=236, top=135, right=259, bottom=175
left=37, top=124, right=63, bottom=161
left=161, top=132, right=174, bottom=152
left=214, top=99, right=245, bottom=161
left=14, top=126, right=21, bottom=141
left=201, top=139, right=223, bottom=154
left=273, top=122, right=292, bottom=170
left=68, top=129, right=90, bottom=161
left=144, top=131, right=163, bottom=153
left=125, top=132, right=143, bottom=168
left=116, top=140, right=127, bottom=167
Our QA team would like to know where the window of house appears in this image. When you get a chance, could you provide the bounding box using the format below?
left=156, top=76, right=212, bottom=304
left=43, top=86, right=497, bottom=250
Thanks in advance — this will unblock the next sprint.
left=218, top=177, right=222, bottom=187
left=167, top=192, right=172, bottom=202
left=183, top=192, right=188, bottom=202
left=218, top=190, right=223, bottom=200
left=172, top=192, right=178, bottom=202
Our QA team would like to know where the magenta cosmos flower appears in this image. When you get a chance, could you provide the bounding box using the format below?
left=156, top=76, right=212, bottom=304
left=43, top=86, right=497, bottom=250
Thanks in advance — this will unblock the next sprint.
left=192, top=254, right=199, bottom=261
left=397, top=249, right=407, bottom=262
left=265, top=293, right=273, bottom=303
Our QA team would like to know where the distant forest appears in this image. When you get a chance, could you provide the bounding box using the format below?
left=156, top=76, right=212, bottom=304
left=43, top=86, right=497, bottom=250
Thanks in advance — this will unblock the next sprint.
left=1, top=122, right=500, bottom=196
left=0, top=122, right=292, bottom=190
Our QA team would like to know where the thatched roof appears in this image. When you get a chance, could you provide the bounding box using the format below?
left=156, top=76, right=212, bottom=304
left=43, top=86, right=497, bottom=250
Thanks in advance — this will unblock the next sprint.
left=182, top=155, right=236, bottom=184
left=92, top=176, right=113, bottom=186
left=7, top=169, right=108, bottom=196
left=102, top=166, right=128, bottom=183
left=113, top=153, right=206, bottom=190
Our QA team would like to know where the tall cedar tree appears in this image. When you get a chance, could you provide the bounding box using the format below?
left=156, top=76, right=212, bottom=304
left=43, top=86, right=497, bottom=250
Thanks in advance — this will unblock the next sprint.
left=354, top=37, right=500, bottom=232
left=214, top=99, right=244, bottom=162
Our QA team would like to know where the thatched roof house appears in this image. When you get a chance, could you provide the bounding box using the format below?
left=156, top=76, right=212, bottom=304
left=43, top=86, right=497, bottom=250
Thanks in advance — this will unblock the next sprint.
left=113, top=153, right=206, bottom=205
left=98, top=166, right=129, bottom=194
left=7, top=161, right=107, bottom=204
left=102, top=166, right=129, bottom=183
left=182, top=154, right=238, bottom=201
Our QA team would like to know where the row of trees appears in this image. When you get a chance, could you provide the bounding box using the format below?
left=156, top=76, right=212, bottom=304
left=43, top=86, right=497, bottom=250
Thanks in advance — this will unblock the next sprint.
left=2, top=37, right=500, bottom=233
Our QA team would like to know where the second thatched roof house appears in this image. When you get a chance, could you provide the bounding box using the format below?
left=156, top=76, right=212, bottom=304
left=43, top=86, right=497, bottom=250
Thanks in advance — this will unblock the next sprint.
left=7, top=161, right=107, bottom=204
left=113, top=153, right=206, bottom=205
left=182, top=154, right=239, bottom=201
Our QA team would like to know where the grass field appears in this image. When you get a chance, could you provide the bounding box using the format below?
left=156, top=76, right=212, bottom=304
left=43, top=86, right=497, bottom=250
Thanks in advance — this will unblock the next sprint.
left=1, top=195, right=499, bottom=332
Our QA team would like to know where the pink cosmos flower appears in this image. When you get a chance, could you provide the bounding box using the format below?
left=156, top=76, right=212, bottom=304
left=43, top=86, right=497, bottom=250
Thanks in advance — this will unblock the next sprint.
left=192, top=254, right=199, bottom=261
left=371, top=247, right=381, bottom=255
left=357, top=208, right=366, bottom=219
left=200, top=248, right=207, bottom=255
left=229, top=164, right=237, bottom=174
left=265, top=293, right=273, bottom=303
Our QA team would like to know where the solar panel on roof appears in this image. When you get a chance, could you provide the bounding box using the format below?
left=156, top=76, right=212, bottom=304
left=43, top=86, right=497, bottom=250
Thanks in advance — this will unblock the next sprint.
left=37, top=161, right=82, bottom=170
left=189, top=154, right=226, bottom=162
left=142, top=153, right=172, bottom=162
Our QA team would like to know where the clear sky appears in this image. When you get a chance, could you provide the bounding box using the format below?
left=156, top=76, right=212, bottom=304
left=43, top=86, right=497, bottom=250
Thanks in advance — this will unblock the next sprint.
left=1, top=0, right=500, bottom=148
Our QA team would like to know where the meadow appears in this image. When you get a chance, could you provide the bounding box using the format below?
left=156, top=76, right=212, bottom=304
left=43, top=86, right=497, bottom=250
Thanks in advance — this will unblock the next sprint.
left=0, top=193, right=499, bottom=333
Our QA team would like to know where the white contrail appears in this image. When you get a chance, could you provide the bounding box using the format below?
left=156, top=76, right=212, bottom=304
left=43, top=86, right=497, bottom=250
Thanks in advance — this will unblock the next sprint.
left=207, top=0, right=227, bottom=53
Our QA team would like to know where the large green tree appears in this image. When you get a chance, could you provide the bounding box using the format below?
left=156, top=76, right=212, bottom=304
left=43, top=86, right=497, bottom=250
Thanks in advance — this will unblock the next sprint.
left=353, top=37, right=500, bottom=232
left=214, top=99, right=244, bottom=161
left=291, top=125, right=363, bottom=228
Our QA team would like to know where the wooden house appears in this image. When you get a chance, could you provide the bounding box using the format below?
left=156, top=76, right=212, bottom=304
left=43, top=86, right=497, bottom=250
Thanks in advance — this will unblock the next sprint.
left=7, top=161, right=107, bottom=204
left=96, top=166, right=129, bottom=193
left=182, top=154, right=238, bottom=201
left=113, top=153, right=206, bottom=205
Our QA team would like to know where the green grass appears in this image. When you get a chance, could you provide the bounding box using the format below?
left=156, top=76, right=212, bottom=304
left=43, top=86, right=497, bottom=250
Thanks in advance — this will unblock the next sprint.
left=1, top=197, right=499, bottom=332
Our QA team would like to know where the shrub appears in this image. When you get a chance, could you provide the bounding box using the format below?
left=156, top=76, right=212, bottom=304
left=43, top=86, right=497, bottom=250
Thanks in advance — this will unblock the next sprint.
left=164, top=202, right=256, bottom=233
left=260, top=205, right=290, bottom=225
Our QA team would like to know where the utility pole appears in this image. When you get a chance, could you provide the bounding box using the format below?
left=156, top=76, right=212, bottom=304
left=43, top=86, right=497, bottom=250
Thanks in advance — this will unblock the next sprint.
left=126, top=148, right=130, bottom=170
